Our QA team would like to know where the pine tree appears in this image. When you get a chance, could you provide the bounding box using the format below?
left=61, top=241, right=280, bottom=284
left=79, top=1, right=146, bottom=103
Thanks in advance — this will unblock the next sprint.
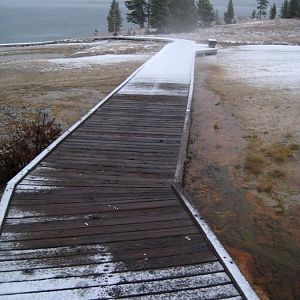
left=215, top=9, right=221, bottom=25
left=251, top=9, right=257, bottom=19
left=257, top=0, right=269, bottom=19
left=107, top=0, right=122, bottom=35
left=149, top=0, right=169, bottom=32
left=281, top=0, right=290, bottom=18
left=224, top=0, right=235, bottom=24
left=196, top=0, right=215, bottom=26
left=168, top=0, right=196, bottom=33
left=125, top=0, right=147, bottom=28
left=290, top=0, right=299, bottom=17
left=269, top=4, right=277, bottom=19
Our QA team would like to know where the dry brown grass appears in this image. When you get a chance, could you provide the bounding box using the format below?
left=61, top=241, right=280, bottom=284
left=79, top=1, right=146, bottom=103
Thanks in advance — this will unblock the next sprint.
left=244, top=154, right=266, bottom=175
left=0, top=61, right=144, bottom=131
left=268, top=169, right=286, bottom=180
left=263, top=143, right=294, bottom=162
left=243, top=137, right=300, bottom=196
left=257, top=179, right=274, bottom=193
left=0, top=40, right=161, bottom=132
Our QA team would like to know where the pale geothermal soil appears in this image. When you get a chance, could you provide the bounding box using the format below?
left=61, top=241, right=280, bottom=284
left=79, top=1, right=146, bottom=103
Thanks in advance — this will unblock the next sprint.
left=185, top=46, right=300, bottom=300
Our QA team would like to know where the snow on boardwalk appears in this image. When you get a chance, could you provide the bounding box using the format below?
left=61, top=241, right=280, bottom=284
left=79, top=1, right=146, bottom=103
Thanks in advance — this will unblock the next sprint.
left=0, top=39, right=256, bottom=299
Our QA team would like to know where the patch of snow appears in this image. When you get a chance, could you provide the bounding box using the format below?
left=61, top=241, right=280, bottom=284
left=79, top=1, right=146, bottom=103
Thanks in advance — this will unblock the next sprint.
left=15, top=185, right=61, bottom=192
left=119, top=82, right=189, bottom=96
left=41, top=54, right=149, bottom=70
left=206, top=45, right=300, bottom=90
left=118, top=40, right=214, bottom=96
left=128, top=40, right=197, bottom=85
left=0, top=262, right=225, bottom=298
left=119, top=40, right=214, bottom=97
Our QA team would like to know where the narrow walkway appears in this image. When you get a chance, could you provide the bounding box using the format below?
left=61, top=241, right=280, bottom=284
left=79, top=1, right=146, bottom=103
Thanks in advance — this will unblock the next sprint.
left=0, top=40, right=256, bottom=299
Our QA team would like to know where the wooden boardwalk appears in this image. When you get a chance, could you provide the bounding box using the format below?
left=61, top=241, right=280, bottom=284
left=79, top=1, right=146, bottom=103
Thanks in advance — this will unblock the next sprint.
left=0, top=40, right=257, bottom=299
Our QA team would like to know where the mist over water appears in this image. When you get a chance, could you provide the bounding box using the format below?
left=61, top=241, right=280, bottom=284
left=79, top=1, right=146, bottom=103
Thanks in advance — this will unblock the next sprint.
left=0, top=0, right=283, bottom=44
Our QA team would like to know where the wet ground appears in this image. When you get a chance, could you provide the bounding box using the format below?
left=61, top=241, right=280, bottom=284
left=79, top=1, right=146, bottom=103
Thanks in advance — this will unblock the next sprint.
left=184, top=60, right=300, bottom=300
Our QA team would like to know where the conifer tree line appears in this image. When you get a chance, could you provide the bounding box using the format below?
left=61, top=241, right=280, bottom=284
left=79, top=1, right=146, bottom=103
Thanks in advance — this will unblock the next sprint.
left=252, top=0, right=300, bottom=19
left=123, top=0, right=238, bottom=32
left=107, top=0, right=300, bottom=35
left=107, top=0, right=237, bottom=34
left=107, top=0, right=123, bottom=35
left=280, top=0, right=300, bottom=18
left=257, top=0, right=269, bottom=19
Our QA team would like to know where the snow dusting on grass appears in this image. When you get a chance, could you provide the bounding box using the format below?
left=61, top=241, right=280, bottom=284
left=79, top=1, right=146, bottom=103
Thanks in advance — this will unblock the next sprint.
left=42, top=54, right=149, bottom=70
left=209, top=45, right=300, bottom=90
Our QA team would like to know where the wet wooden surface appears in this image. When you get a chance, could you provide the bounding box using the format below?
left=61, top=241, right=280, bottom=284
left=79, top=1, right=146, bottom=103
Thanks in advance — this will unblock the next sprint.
left=0, top=42, right=243, bottom=299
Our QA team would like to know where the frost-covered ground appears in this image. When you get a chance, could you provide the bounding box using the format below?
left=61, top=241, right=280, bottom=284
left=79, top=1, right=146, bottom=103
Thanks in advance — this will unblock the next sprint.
left=206, top=45, right=300, bottom=90
left=40, top=54, right=149, bottom=71
left=200, top=44, right=300, bottom=142
left=171, top=19, right=300, bottom=45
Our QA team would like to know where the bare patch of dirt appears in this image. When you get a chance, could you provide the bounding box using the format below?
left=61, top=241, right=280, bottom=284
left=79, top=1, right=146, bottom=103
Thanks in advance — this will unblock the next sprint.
left=184, top=60, right=300, bottom=300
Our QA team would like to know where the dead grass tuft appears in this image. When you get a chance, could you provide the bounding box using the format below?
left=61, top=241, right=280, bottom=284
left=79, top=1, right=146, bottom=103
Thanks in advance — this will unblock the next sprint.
left=289, top=143, right=300, bottom=151
left=268, top=169, right=286, bottom=180
left=243, top=136, right=300, bottom=198
left=263, top=143, right=293, bottom=162
left=257, top=179, right=274, bottom=193
left=214, top=123, right=220, bottom=130
left=244, top=154, right=266, bottom=175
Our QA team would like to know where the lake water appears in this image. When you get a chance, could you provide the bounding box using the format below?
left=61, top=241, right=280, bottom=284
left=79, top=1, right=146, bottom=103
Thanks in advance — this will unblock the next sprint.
left=0, top=0, right=131, bottom=43
left=0, top=0, right=281, bottom=44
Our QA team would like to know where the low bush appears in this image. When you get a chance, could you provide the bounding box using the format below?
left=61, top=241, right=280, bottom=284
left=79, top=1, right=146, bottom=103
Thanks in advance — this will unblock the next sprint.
left=0, top=105, right=61, bottom=186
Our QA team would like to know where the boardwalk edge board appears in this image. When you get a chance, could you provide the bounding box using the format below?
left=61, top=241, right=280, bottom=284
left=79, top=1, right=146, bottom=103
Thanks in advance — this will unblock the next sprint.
left=172, top=50, right=259, bottom=300
left=171, top=183, right=259, bottom=300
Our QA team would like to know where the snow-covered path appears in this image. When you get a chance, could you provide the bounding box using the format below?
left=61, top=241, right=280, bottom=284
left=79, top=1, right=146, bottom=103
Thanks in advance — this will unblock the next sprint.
left=121, top=39, right=215, bottom=96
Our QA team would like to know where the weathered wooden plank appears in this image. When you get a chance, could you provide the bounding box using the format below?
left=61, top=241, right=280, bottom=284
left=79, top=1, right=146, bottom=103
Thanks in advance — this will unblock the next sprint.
left=0, top=226, right=201, bottom=250
left=0, top=272, right=231, bottom=297
left=2, top=212, right=188, bottom=236
left=4, top=209, right=189, bottom=227
left=0, top=252, right=217, bottom=282
left=0, top=234, right=202, bottom=261
left=6, top=200, right=180, bottom=218
left=0, top=283, right=239, bottom=300
left=10, top=195, right=176, bottom=206
left=0, top=261, right=222, bottom=284
left=0, top=242, right=211, bottom=271
left=1, top=219, right=194, bottom=241
left=120, top=284, right=240, bottom=300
